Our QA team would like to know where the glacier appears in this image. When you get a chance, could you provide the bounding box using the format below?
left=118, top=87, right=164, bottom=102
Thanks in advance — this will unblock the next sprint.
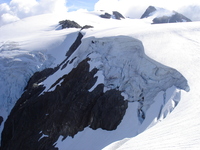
left=53, top=32, right=189, bottom=150
left=0, top=8, right=199, bottom=150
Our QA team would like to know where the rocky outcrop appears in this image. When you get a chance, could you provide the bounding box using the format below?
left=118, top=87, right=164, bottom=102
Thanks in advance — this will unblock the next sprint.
left=141, top=6, right=157, bottom=19
left=141, top=6, right=192, bottom=24
left=59, top=20, right=93, bottom=31
left=0, top=116, right=3, bottom=126
left=100, top=11, right=125, bottom=20
left=113, top=11, right=125, bottom=20
left=81, top=25, right=94, bottom=30
left=65, top=32, right=83, bottom=58
left=100, top=12, right=112, bottom=19
left=1, top=57, right=127, bottom=150
left=59, top=20, right=82, bottom=29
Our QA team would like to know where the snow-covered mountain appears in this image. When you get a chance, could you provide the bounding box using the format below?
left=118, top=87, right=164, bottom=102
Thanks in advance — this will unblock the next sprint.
left=141, top=6, right=192, bottom=24
left=0, top=7, right=200, bottom=150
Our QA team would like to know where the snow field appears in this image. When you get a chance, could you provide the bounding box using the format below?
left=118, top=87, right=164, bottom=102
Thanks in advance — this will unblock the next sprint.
left=104, top=21, right=200, bottom=150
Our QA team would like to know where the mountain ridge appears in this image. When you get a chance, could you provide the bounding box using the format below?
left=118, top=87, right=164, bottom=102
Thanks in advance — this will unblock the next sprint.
left=0, top=8, right=199, bottom=150
left=141, top=6, right=192, bottom=24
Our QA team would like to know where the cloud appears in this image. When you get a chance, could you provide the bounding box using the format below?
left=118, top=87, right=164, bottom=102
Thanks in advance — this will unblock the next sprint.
left=0, top=0, right=68, bottom=26
left=0, top=13, right=20, bottom=25
left=178, top=5, right=200, bottom=21
left=94, top=0, right=200, bottom=20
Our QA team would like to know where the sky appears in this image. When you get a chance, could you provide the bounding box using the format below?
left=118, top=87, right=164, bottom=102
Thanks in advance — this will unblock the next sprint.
left=67, top=0, right=98, bottom=11
left=0, top=0, right=98, bottom=11
left=0, top=0, right=200, bottom=26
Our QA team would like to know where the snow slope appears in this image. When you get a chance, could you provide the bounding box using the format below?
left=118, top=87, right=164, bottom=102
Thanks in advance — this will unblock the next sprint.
left=104, top=22, right=200, bottom=150
left=0, top=10, right=199, bottom=150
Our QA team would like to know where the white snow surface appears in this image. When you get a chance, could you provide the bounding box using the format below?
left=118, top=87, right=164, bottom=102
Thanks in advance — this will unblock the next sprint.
left=0, top=10, right=199, bottom=150
left=103, top=22, right=200, bottom=150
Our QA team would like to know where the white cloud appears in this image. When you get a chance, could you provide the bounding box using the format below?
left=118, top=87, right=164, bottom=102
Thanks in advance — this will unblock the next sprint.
left=0, top=13, right=20, bottom=25
left=179, top=5, right=200, bottom=21
left=94, top=0, right=200, bottom=20
left=0, top=0, right=68, bottom=26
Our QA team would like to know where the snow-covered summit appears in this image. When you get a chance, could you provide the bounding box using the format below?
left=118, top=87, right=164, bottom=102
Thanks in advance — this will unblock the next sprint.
left=141, top=6, right=192, bottom=24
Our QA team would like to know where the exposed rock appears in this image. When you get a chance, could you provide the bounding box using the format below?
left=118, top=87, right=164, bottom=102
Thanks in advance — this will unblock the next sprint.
left=141, top=6, right=157, bottom=19
left=59, top=20, right=82, bottom=29
left=0, top=116, right=3, bottom=126
left=81, top=25, right=94, bottom=30
left=113, top=11, right=125, bottom=20
left=100, top=12, right=112, bottom=19
left=90, top=90, right=127, bottom=130
left=24, top=67, right=59, bottom=91
left=65, top=32, right=83, bottom=58
left=1, top=58, right=127, bottom=150
left=100, top=11, right=125, bottom=20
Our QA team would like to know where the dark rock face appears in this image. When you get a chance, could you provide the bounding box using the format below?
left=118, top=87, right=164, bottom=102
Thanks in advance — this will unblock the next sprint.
left=81, top=25, right=94, bottom=30
left=24, top=67, right=59, bottom=91
left=100, top=11, right=125, bottom=20
left=0, top=33, right=128, bottom=150
left=141, top=6, right=192, bottom=24
left=0, top=116, right=3, bottom=126
left=1, top=58, right=127, bottom=150
left=59, top=20, right=82, bottom=29
left=152, top=11, right=192, bottom=24
left=113, top=11, right=125, bottom=20
left=100, top=12, right=112, bottom=19
left=90, top=90, right=127, bottom=130
left=141, top=6, right=157, bottom=19
left=65, top=32, right=83, bottom=58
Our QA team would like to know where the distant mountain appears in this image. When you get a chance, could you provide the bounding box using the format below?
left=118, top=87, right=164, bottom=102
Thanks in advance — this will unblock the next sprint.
left=141, top=6, right=192, bottom=24
left=141, top=6, right=157, bottom=19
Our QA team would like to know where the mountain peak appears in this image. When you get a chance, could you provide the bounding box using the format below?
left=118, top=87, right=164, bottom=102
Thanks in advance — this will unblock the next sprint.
left=140, top=6, right=157, bottom=19
left=141, top=6, right=192, bottom=24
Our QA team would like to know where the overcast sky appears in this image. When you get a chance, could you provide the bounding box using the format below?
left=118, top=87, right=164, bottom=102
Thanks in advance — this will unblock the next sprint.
left=0, top=0, right=200, bottom=26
